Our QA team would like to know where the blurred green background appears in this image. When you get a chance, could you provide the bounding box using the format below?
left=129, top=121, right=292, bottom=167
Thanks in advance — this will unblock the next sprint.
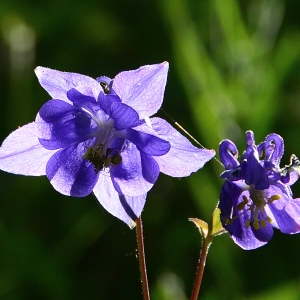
left=1, top=0, right=300, bottom=299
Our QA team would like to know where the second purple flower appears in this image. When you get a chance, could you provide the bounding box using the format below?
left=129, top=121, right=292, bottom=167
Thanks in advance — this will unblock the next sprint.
left=218, top=131, right=300, bottom=249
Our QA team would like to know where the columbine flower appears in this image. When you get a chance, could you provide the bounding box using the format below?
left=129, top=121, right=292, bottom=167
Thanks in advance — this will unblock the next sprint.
left=0, top=62, right=215, bottom=227
left=218, top=130, right=300, bottom=249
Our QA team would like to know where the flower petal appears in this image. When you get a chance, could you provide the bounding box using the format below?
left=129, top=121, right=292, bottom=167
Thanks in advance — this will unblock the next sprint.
left=241, top=137, right=269, bottom=189
left=140, top=152, right=160, bottom=184
left=109, top=102, right=139, bottom=130
left=264, top=133, right=284, bottom=164
left=111, top=144, right=153, bottom=196
left=113, top=62, right=169, bottom=119
left=67, top=88, right=98, bottom=106
left=219, top=139, right=239, bottom=170
left=267, top=185, right=300, bottom=234
left=46, top=143, right=98, bottom=197
left=150, top=117, right=215, bottom=177
left=35, top=67, right=100, bottom=101
left=93, top=175, right=147, bottom=228
left=0, top=123, right=56, bottom=176
left=126, top=127, right=170, bottom=156
left=36, top=100, right=93, bottom=150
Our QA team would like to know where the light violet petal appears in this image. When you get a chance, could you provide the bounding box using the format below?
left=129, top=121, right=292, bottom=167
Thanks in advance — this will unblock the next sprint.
left=151, top=117, right=215, bottom=177
left=35, top=67, right=100, bottom=102
left=267, top=186, right=300, bottom=234
left=111, top=144, right=153, bottom=196
left=0, top=123, right=56, bottom=176
left=113, top=62, right=169, bottom=119
left=93, top=175, right=147, bottom=228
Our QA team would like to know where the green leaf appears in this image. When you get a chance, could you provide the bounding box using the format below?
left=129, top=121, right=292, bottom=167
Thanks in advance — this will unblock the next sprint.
left=209, top=207, right=226, bottom=237
left=189, top=218, right=209, bottom=238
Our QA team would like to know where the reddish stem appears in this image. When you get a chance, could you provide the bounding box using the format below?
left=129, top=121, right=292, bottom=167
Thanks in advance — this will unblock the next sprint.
left=136, top=216, right=150, bottom=300
left=190, top=239, right=211, bottom=300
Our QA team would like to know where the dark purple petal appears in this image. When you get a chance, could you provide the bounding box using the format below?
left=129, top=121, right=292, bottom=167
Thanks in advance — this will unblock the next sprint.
left=97, top=93, right=121, bottom=115
left=150, top=118, right=215, bottom=177
left=46, top=143, right=98, bottom=197
left=219, top=139, right=239, bottom=170
left=113, top=62, right=169, bottom=119
left=36, top=100, right=93, bottom=150
left=67, top=88, right=96, bottom=105
left=245, top=131, right=255, bottom=146
left=241, top=136, right=269, bottom=189
left=35, top=67, right=100, bottom=101
left=0, top=123, right=56, bottom=176
left=109, top=102, right=139, bottom=130
left=264, top=134, right=284, bottom=164
left=126, top=128, right=170, bottom=156
left=67, top=89, right=109, bottom=121
left=267, top=185, right=300, bottom=234
left=111, top=144, right=153, bottom=196
left=140, top=152, right=160, bottom=183
left=93, top=174, right=147, bottom=228
left=38, top=99, right=79, bottom=123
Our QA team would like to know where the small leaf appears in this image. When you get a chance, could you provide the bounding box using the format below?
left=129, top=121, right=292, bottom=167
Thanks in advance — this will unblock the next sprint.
left=189, top=218, right=209, bottom=238
left=209, top=207, right=226, bottom=237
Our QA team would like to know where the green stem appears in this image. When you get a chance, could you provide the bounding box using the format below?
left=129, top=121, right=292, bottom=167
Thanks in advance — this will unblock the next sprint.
left=136, top=216, right=150, bottom=300
left=190, top=238, right=211, bottom=300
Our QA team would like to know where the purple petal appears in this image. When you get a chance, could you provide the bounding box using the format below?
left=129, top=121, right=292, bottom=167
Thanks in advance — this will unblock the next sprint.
left=93, top=174, right=147, bottom=228
left=264, top=133, right=284, bottom=164
left=67, top=88, right=97, bottom=105
left=97, top=93, right=121, bottom=115
left=46, top=143, right=98, bottom=197
left=111, top=144, right=153, bottom=196
left=35, top=67, right=100, bottom=101
left=219, top=139, right=239, bottom=170
left=109, top=102, right=139, bottom=130
left=0, top=123, right=56, bottom=176
left=140, top=152, right=160, bottom=183
left=267, top=185, right=300, bottom=234
left=126, top=128, right=170, bottom=156
left=150, top=117, right=215, bottom=177
left=113, top=62, right=169, bottom=119
left=241, top=141, right=269, bottom=189
left=36, top=100, right=93, bottom=150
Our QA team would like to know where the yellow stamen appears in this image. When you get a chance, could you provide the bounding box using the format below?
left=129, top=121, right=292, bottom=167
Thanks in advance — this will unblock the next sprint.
left=269, top=194, right=281, bottom=203
left=253, top=220, right=260, bottom=230
left=245, top=220, right=251, bottom=228
left=237, top=196, right=249, bottom=211
left=225, top=218, right=233, bottom=225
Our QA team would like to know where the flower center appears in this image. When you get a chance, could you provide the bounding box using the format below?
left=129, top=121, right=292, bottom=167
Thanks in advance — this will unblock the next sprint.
left=239, top=186, right=281, bottom=229
left=225, top=185, right=281, bottom=230
left=82, top=109, right=122, bottom=172
left=83, top=144, right=122, bottom=173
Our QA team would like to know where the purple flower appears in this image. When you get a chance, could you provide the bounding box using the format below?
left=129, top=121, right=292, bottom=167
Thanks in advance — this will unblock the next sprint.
left=0, top=62, right=215, bottom=227
left=218, top=131, right=300, bottom=249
